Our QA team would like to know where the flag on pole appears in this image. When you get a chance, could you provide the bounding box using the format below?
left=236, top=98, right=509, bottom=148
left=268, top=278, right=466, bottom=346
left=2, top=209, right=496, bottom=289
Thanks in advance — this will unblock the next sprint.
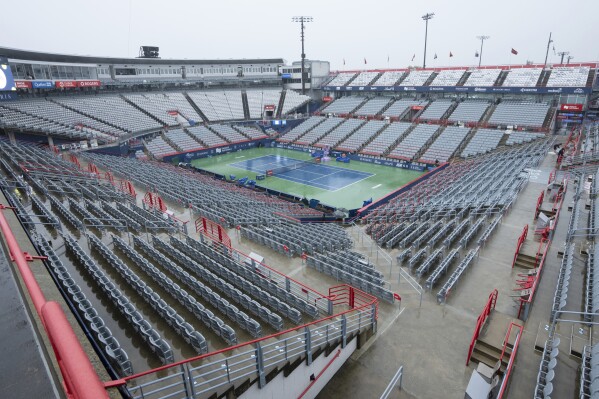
left=511, top=48, right=518, bottom=55
left=411, top=54, right=415, bottom=61
left=364, top=58, right=367, bottom=65
left=434, top=53, right=438, bottom=59
left=475, top=51, right=479, bottom=57
left=343, top=58, right=345, bottom=66
left=449, top=52, right=453, bottom=57
left=387, top=55, right=390, bottom=63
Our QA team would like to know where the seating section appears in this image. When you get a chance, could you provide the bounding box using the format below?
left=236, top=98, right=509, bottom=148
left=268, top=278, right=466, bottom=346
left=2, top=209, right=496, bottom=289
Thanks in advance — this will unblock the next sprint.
left=399, top=70, right=434, bottom=86
left=488, top=101, right=550, bottom=128
left=372, top=71, right=404, bottom=86
left=322, top=97, right=366, bottom=115
left=210, top=124, right=248, bottom=143
left=463, top=69, right=501, bottom=86
left=337, top=120, right=387, bottom=152
left=327, top=72, right=356, bottom=86
left=430, top=70, right=465, bottom=86
left=418, top=100, right=454, bottom=120
left=281, top=90, right=310, bottom=114
left=502, top=68, right=542, bottom=87
left=279, top=116, right=324, bottom=143
left=296, top=117, right=344, bottom=145
left=354, top=97, right=393, bottom=116
left=388, top=124, right=439, bottom=160
left=420, top=126, right=470, bottom=163
left=145, top=136, right=177, bottom=158
left=360, top=122, right=412, bottom=156
left=447, top=101, right=489, bottom=123
left=165, top=129, right=203, bottom=151
left=315, top=119, right=365, bottom=148
left=125, top=93, right=203, bottom=124
left=187, top=125, right=228, bottom=147
left=460, top=129, right=505, bottom=157
left=235, top=125, right=268, bottom=140
left=382, top=99, right=427, bottom=118
left=57, top=96, right=161, bottom=133
left=246, top=90, right=282, bottom=119
left=187, top=91, right=245, bottom=121
left=505, top=131, right=546, bottom=146
left=348, top=72, right=379, bottom=86
left=546, top=66, right=590, bottom=87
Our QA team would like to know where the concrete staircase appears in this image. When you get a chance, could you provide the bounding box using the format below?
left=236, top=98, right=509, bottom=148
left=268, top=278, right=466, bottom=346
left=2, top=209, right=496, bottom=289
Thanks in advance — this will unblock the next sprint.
left=383, top=123, right=418, bottom=156
left=415, top=126, right=445, bottom=160
left=494, top=70, right=509, bottom=87
left=284, top=117, right=327, bottom=144
left=241, top=91, right=250, bottom=119
left=457, top=71, right=472, bottom=86
left=470, top=312, right=518, bottom=373
left=396, top=71, right=411, bottom=85
left=424, top=72, right=438, bottom=86
left=206, top=125, right=232, bottom=144
left=368, top=72, right=383, bottom=86
left=161, top=133, right=183, bottom=152
left=543, top=107, right=556, bottom=129
left=537, top=70, right=551, bottom=87
left=343, top=73, right=360, bottom=86
left=182, top=92, right=210, bottom=122
left=276, top=90, right=286, bottom=118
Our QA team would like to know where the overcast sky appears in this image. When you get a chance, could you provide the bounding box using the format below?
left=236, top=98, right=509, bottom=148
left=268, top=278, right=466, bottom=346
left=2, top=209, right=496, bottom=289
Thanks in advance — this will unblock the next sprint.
left=4, top=0, right=598, bottom=70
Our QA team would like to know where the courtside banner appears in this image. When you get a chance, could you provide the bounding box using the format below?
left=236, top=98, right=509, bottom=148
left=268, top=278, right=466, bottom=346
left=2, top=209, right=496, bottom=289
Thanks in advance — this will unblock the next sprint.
left=322, top=85, right=591, bottom=94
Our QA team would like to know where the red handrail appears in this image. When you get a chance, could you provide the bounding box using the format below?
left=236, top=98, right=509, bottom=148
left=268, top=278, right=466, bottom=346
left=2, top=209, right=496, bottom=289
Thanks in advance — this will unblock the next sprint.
left=0, top=205, right=108, bottom=399
left=466, top=289, right=498, bottom=366
left=497, top=322, right=524, bottom=399
left=511, top=224, right=528, bottom=268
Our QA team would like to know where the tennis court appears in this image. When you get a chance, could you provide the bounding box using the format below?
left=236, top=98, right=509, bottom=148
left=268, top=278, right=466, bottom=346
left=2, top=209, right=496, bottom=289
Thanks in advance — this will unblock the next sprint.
left=229, top=155, right=373, bottom=191
left=190, top=148, right=424, bottom=209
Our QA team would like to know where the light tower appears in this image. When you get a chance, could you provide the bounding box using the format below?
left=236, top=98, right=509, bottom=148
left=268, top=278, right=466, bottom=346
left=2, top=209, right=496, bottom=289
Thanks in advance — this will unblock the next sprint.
left=544, top=32, right=553, bottom=67
left=292, top=16, right=313, bottom=95
left=476, top=35, right=490, bottom=67
left=422, top=12, right=435, bottom=68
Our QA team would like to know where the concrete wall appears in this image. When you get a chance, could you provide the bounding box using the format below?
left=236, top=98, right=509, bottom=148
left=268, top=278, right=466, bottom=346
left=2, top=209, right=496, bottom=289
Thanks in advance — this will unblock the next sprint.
left=240, top=338, right=357, bottom=399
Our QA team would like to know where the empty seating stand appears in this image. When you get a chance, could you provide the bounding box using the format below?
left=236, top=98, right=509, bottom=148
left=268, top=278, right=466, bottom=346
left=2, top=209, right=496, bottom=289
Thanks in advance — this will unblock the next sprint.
left=337, top=120, right=386, bottom=152
left=361, top=122, right=412, bottom=156
left=420, top=126, right=470, bottom=163
left=322, top=97, right=366, bottom=115
left=502, top=68, right=542, bottom=87
left=388, top=124, right=439, bottom=160
left=354, top=98, right=393, bottom=117
left=327, top=72, right=357, bottom=86
left=447, top=101, right=489, bottom=123
left=463, top=69, right=501, bottom=86
left=488, top=101, right=550, bottom=128
left=546, top=66, right=590, bottom=87
left=371, top=71, right=404, bottom=86
left=430, top=70, right=465, bottom=86
left=399, top=70, right=434, bottom=86
left=418, top=100, right=453, bottom=121
left=460, top=129, right=505, bottom=158
left=348, top=72, right=379, bottom=86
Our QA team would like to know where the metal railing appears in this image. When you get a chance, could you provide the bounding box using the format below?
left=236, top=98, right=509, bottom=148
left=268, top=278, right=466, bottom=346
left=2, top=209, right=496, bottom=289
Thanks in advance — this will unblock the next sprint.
left=111, top=285, right=377, bottom=399
left=379, top=365, right=404, bottom=399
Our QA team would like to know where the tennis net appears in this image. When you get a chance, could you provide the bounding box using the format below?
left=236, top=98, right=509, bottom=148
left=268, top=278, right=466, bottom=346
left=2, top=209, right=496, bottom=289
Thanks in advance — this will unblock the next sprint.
left=266, top=160, right=313, bottom=176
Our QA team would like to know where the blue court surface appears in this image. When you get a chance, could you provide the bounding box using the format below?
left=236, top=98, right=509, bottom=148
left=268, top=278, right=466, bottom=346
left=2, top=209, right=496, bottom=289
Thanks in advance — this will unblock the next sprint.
left=229, top=155, right=374, bottom=191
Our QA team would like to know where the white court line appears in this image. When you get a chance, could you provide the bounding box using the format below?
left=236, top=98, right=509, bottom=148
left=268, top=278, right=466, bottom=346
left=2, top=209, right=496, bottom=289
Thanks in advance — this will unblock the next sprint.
left=234, top=156, right=246, bottom=159
left=371, top=184, right=382, bottom=189
left=331, top=173, right=377, bottom=193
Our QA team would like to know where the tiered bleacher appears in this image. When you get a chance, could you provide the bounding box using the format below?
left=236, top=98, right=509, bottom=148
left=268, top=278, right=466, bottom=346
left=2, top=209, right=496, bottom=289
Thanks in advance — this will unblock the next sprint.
left=246, top=90, right=282, bottom=119
left=337, top=120, right=387, bottom=152
left=360, top=122, right=412, bottom=156
left=209, top=124, right=248, bottom=143
left=388, top=124, right=439, bottom=160
left=418, top=99, right=453, bottom=121
left=382, top=99, right=427, bottom=118
left=315, top=119, right=365, bottom=148
left=295, top=117, right=344, bottom=145
left=502, top=68, right=543, bottom=87
left=125, top=93, right=203, bottom=124
left=348, top=72, right=379, bottom=86
left=145, top=136, right=177, bottom=158
left=164, top=129, right=203, bottom=151
left=322, top=97, right=366, bottom=115
left=398, top=70, right=433, bottom=86
left=187, top=91, right=244, bottom=121
left=354, top=97, right=393, bottom=116
left=281, top=90, right=310, bottom=114
left=420, top=126, right=470, bottom=163
left=505, top=131, right=546, bottom=145
left=430, top=70, right=465, bottom=86
left=488, top=101, right=550, bottom=128
left=57, top=96, right=161, bottom=133
left=460, top=129, right=505, bottom=157
left=447, top=100, right=490, bottom=123
left=234, top=125, right=268, bottom=140
left=327, top=72, right=356, bottom=86
left=186, top=125, right=227, bottom=147
left=546, top=66, right=590, bottom=86
left=463, top=69, right=501, bottom=86
left=278, top=116, right=324, bottom=143
left=372, top=71, right=404, bottom=86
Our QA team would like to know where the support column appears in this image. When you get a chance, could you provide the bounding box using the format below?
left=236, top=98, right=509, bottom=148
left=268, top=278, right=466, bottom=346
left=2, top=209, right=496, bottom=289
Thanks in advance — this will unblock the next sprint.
left=47, top=134, right=54, bottom=147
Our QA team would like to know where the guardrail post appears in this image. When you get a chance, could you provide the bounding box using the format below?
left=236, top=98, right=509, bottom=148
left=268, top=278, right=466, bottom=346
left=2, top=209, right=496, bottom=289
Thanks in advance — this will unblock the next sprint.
left=255, top=343, right=266, bottom=388
left=285, top=277, right=291, bottom=293
left=370, top=304, right=377, bottom=331
left=341, top=315, right=347, bottom=348
left=181, top=363, right=196, bottom=398
left=305, top=327, right=313, bottom=365
left=327, top=298, right=334, bottom=315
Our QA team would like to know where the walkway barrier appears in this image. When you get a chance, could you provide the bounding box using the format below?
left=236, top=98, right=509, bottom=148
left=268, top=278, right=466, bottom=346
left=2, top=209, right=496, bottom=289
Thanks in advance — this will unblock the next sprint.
left=511, top=224, right=528, bottom=268
left=0, top=204, right=109, bottom=399
left=466, top=289, right=498, bottom=366
left=497, top=323, right=524, bottom=399
left=108, top=284, right=378, bottom=399
left=379, top=365, right=404, bottom=399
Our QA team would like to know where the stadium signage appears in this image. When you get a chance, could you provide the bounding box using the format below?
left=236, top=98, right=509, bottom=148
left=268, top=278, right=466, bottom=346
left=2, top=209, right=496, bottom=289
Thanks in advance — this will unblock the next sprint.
left=322, top=85, right=591, bottom=94
left=55, top=80, right=101, bottom=88
left=560, top=103, right=584, bottom=111
left=15, top=80, right=32, bottom=88
left=55, top=80, right=77, bottom=88
left=0, top=92, right=17, bottom=101
left=32, top=80, right=53, bottom=89
left=78, top=80, right=101, bottom=87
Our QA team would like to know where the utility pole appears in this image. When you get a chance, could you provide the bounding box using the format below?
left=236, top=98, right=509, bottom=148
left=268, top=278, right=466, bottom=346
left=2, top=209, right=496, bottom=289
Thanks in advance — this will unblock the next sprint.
left=544, top=32, right=553, bottom=67
left=292, top=16, right=313, bottom=95
left=422, top=13, right=435, bottom=68
left=557, top=51, right=570, bottom=65
left=476, top=36, right=490, bottom=67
